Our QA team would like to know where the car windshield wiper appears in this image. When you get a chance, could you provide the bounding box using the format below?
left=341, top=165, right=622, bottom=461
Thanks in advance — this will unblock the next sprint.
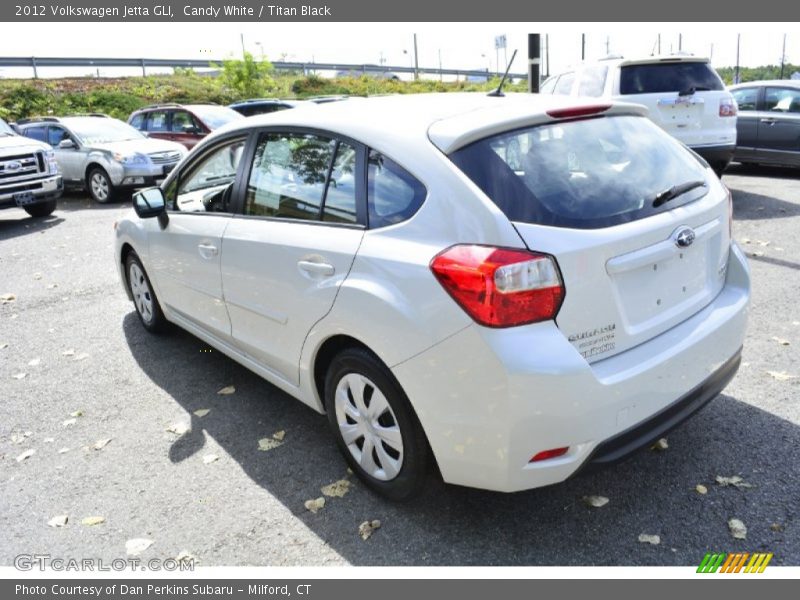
left=678, top=86, right=711, bottom=96
left=652, top=180, right=707, bottom=208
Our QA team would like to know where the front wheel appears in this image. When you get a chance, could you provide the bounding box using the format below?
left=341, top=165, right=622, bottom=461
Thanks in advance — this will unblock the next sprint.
left=125, top=252, right=168, bottom=333
left=87, top=167, right=115, bottom=204
left=325, top=347, right=431, bottom=501
left=24, top=199, right=57, bottom=218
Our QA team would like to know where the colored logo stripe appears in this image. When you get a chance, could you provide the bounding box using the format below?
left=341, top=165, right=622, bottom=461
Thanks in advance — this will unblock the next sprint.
left=697, top=552, right=773, bottom=573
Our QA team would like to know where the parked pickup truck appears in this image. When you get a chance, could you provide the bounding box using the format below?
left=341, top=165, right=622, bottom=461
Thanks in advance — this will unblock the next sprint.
left=0, top=117, right=62, bottom=217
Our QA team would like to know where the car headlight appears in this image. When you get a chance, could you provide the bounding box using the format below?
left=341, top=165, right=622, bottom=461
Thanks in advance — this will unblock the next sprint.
left=113, top=152, right=148, bottom=165
left=44, top=149, right=59, bottom=175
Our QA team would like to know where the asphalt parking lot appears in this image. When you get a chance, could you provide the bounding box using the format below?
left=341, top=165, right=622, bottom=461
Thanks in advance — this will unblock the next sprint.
left=1, top=164, right=798, bottom=567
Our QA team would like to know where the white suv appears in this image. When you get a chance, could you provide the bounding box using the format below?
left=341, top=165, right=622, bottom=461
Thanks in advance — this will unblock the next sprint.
left=540, top=55, right=738, bottom=175
left=115, top=93, right=750, bottom=500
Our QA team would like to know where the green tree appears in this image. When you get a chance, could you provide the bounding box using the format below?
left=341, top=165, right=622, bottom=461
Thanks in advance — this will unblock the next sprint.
left=218, top=52, right=276, bottom=100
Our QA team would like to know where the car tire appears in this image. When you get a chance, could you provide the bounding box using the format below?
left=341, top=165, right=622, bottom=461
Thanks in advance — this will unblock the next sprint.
left=23, top=199, right=57, bottom=218
left=324, top=347, right=431, bottom=501
left=125, top=251, right=168, bottom=333
left=87, top=167, right=115, bottom=204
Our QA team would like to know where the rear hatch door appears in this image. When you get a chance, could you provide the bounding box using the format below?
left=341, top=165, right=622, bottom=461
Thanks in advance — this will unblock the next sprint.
left=448, top=112, right=731, bottom=362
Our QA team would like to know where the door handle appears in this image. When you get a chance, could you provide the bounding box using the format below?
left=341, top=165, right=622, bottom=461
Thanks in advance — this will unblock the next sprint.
left=198, top=243, right=218, bottom=259
left=298, top=260, right=335, bottom=277
left=760, top=118, right=777, bottom=124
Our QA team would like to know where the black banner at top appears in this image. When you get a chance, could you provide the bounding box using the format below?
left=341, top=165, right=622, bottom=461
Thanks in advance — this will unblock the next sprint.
left=2, top=0, right=800, bottom=21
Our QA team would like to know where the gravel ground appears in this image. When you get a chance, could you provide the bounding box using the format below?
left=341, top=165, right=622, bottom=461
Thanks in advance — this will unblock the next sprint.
left=1, top=167, right=798, bottom=567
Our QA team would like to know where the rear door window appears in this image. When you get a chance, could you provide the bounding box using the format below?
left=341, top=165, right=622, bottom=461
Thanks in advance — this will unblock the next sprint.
left=23, top=125, right=47, bottom=143
left=146, top=111, right=169, bottom=132
left=619, top=62, right=724, bottom=95
left=449, top=114, right=709, bottom=230
left=731, top=88, right=758, bottom=111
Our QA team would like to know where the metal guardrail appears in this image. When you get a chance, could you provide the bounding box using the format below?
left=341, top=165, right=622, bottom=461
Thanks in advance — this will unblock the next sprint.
left=0, top=57, right=527, bottom=80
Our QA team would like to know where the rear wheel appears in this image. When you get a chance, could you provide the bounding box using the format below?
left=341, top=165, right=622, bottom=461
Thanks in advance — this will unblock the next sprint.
left=325, top=347, right=430, bottom=501
left=125, top=252, right=167, bottom=333
left=88, top=167, right=115, bottom=204
left=24, top=199, right=57, bottom=218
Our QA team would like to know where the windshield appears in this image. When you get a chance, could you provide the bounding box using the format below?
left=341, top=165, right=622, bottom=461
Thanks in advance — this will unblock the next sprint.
left=66, top=118, right=145, bottom=144
left=0, top=118, right=15, bottom=136
left=189, top=105, right=243, bottom=130
left=449, top=114, right=709, bottom=229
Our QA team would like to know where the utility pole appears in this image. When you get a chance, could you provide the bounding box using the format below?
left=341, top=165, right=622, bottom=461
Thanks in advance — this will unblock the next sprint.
left=658, top=33, right=661, bottom=54
left=581, top=33, right=586, bottom=61
left=240, top=33, right=246, bottom=59
left=413, top=33, right=419, bottom=81
left=605, top=36, right=610, bottom=55
left=545, top=33, right=550, bottom=77
left=780, top=33, right=787, bottom=79
left=438, top=49, right=442, bottom=82
left=678, top=33, right=682, bottom=52
left=735, top=34, right=741, bottom=84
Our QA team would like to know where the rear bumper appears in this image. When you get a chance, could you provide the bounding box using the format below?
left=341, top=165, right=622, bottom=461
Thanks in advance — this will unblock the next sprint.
left=692, top=144, right=736, bottom=168
left=392, top=243, right=750, bottom=492
left=573, top=347, right=741, bottom=476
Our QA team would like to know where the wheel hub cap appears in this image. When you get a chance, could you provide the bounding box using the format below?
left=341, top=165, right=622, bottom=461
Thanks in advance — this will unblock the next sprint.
left=334, top=373, right=404, bottom=481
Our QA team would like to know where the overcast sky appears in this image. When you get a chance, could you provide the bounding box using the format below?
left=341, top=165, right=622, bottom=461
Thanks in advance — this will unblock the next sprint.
left=0, top=22, right=797, bottom=78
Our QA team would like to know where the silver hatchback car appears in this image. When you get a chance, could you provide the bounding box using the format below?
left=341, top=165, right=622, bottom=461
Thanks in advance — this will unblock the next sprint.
left=18, top=115, right=187, bottom=203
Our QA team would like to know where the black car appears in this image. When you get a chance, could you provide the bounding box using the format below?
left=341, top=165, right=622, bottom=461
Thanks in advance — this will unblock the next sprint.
left=730, top=80, right=800, bottom=168
left=228, top=98, right=309, bottom=117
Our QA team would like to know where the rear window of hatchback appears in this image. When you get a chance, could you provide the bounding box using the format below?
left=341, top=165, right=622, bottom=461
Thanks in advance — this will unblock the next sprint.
left=449, top=114, right=709, bottom=230
left=619, top=62, right=724, bottom=95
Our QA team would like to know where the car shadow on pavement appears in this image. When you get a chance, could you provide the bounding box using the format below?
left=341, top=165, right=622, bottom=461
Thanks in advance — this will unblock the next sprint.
left=0, top=212, right=64, bottom=242
left=122, top=312, right=799, bottom=566
left=56, top=191, right=132, bottom=212
left=730, top=189, right=800, bottom=221
left=726, top=163, right=800, bottom=181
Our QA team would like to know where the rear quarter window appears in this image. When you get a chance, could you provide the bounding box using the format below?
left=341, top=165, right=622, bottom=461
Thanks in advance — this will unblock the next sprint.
left=577, top=66, right=608, bottom=97
left=449, top=115, right=709, bottom=230
left=620, top=62, right=724, bottom=95
left=553, top=73, right=575, bottom=95
left=367, top=150, right=426, bottom=228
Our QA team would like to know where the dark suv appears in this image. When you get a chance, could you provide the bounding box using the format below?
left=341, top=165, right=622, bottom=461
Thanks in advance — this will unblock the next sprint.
left=228, top=98, right=309, bottom=117
left=128, top=104, right=243, bottom=150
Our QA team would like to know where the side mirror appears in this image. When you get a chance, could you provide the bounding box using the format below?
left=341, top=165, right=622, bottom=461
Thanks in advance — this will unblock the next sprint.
left=58, top=139, right=76, bottom=149
left=133, top=187, right=168, bottom=226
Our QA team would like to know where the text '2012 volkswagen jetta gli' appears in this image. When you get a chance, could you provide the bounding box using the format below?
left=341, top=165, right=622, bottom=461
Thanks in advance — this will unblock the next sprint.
left=115, top=93, right=750, bottom=500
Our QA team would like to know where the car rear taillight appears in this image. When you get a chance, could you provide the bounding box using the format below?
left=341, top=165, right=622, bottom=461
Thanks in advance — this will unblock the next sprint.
left=724, top=184, right=733, bottom=239
left=430, top=245, right=565, bottom=328
left=719, top=98, right=737, bottom=117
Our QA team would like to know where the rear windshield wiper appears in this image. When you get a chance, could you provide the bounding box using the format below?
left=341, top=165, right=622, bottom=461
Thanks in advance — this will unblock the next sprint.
left=678, top=86, right=711, bottom=96
left=652, top=180, right=707, bottom=208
